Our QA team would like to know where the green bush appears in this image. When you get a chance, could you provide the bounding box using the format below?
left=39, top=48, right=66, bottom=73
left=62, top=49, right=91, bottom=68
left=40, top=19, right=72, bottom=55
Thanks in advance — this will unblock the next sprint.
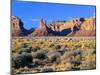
left=12, top=52, right=33, bottom=69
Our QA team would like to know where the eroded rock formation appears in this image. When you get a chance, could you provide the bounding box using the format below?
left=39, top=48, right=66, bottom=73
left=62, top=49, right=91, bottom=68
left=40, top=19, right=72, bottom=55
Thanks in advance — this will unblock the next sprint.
left=11, top=16, right=96, bottom=37
left=30, top=16, right=49, bottom=36
left=12, top=16, right=34, bottom=37
left=11, top=16, right=22, bottom=36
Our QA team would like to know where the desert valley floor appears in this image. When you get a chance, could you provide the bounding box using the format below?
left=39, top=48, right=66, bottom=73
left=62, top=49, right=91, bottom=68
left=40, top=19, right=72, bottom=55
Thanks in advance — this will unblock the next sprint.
left=11, top=37, right=96, bottom=74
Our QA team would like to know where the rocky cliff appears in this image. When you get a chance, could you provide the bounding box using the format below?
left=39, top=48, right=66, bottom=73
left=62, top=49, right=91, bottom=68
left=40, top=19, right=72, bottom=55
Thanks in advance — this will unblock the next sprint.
left=11, top=16, right=22, bottom=36
left=48, top=16, right=96, bottom=36
left=11, top=16, right=34, bottom=37
left=11, top=16, right=96, bottom=37
left=68, top=16, right=96, bottom=36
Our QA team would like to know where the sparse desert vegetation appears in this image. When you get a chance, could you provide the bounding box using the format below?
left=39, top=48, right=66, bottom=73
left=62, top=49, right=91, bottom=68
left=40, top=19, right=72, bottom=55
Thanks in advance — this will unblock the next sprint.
left=11, top=37, right=96, bottom=74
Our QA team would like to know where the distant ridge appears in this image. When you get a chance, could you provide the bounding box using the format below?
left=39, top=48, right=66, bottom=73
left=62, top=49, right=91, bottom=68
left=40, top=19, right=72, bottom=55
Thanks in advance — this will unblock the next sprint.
left=11, top=16, right=96, bottom=37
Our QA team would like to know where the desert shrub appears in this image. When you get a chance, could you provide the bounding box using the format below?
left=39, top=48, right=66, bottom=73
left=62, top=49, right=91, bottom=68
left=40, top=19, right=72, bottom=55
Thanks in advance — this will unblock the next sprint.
left=81, top=49, right=96, bottom=59
left=27, top=63, right=38, bottom=68
left=57, top=50, right=64, bottom=55
left=41, top=67, right=54, bottom=72
left=61, top=51, right=73, bottom=62
left=18, top=47, right=33, bottom=54
left=21, top=43, right=29, bottom=48
left=12, top=52, right=33, bottom=69
left=31, top=52, right=37, bottom=58
left=32, top=59, right=42, bottom=66
left=63, top=50, right=81, bottom=59
left=74, top=54, right=82, bottom=61
left=84, top=54, right=95, bottom=61
left=80, top=61, right=96, bottom=70
left=55, top=62, right=73, bottom=71
left=71, top=50, right=82, bottom=57
left=71, top=61, right=81, bottom=70
left=63, top=51, right=73, bottom=57
left=35, top=50, right=47, bottom=60
left=31, top=46, right=40, bottom=52
left=64, top=44, right=68, bottom=48
left=49, top=44, right=61, bottom=49
left=12, top=49, right=17, bottom=53
left=49, top=44, right=55, bottom=47
left=40, top=41, right=44, bottom=44
left=47, top=51, right=61, bottom=63
left=18, top=48, right=25, bottom=54
left=72, top=67, right=80, bottom=70
left=11, top=68, right=16, bottom=75
left=12, top=56, right=16, bottom=68
left=92, top=50, right=96, bottom=54
left=71, top=61, right=81, bottom=67
left=75, top=44, right=82, bottom=48
left=53, top=44, right=61, bottom=49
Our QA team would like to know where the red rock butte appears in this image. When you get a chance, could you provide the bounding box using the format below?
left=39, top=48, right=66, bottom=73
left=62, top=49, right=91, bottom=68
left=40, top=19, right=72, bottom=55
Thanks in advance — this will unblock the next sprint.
left=11, top=16, right=96, bottom=37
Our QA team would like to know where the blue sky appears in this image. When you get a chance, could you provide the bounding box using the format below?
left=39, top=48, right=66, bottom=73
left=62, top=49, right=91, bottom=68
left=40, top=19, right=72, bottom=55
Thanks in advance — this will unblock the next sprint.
left=12, top=0, right=96, bottom=29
